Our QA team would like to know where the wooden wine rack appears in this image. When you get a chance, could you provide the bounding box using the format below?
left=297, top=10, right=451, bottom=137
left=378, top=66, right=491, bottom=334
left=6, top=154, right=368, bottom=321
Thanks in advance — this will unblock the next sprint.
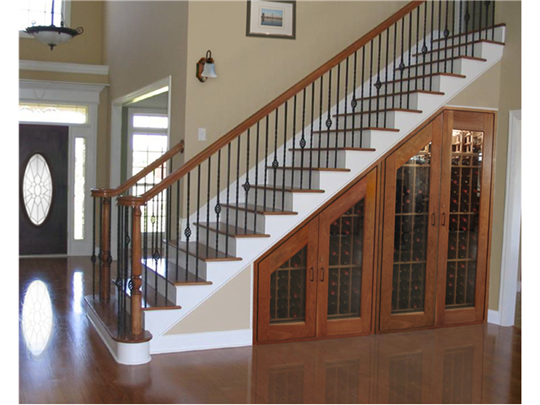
left=327, top=199, right=365, bottom=319
left=445, top=130, right=484, bottom=308
left=270, top=247, right=307, bottom=323
left=391, top=143, right=431, bottom=313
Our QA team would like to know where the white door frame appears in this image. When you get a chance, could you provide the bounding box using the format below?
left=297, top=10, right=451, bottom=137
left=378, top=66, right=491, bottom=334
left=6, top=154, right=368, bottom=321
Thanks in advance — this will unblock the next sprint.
left=495, top=109, right=521, bottom=326
left=109, top=76, right=172, bottom=258
left=19, top=79, right=106, bottom=256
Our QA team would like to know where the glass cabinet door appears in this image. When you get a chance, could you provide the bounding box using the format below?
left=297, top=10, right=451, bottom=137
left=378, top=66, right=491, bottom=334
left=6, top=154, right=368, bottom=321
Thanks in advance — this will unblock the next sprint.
left=379, top=115, right=443, bottom=332
left=257, top=218, right=319, bottom=342
left=436, top=111, right=494, bottom=326
left=317, top=169, right=377, bottom=337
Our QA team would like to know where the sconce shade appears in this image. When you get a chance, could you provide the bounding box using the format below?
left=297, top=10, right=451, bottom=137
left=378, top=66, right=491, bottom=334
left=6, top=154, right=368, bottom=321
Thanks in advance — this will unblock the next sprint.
left=202, top=61, right=217, bottom=78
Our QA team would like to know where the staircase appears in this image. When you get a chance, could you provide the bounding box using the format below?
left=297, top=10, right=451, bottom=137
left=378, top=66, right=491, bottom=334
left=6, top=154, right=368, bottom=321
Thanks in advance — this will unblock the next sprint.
left=87, top=0, right=505, bottom=364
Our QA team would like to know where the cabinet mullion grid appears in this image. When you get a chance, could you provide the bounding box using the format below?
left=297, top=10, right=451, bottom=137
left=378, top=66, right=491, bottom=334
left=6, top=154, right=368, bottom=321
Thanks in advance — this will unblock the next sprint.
left=454, top=150, right=463, bottom=304
left=337, top=217, right=342, bottom=315
left=348, top=209, right=355, bottom=314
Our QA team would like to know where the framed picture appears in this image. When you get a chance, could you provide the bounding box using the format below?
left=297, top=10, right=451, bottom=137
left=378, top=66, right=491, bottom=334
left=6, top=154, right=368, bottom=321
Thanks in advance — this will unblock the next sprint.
left=246, top=1, right=296, bottom=39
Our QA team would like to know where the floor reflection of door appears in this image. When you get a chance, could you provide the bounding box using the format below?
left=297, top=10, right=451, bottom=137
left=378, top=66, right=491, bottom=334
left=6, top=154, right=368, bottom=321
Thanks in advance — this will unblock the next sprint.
left=20, top=124, right=69, bottom=255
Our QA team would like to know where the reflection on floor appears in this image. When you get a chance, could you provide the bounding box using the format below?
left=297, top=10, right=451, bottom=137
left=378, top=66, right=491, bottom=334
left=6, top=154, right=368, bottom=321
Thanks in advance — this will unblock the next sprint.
left=19, top=258, right=521, bottom=404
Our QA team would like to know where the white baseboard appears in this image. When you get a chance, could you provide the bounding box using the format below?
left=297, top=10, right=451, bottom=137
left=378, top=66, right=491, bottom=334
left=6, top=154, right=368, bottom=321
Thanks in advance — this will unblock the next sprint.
left=150, top=329, right=253, bottom=354
left=488, top=309, right=501, bottom=325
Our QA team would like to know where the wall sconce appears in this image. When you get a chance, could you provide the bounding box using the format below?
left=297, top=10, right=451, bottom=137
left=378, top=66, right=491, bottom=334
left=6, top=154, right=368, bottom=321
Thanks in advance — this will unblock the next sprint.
left=196, top=50, right=217, bottom=82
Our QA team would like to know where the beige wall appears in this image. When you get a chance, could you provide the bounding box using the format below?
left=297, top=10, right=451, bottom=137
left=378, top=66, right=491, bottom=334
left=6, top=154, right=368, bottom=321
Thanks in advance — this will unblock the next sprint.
left=183, top=1, right=405, bottom=160
left=103, top=0, right=189, bottom=161
left=450, top=1, right=521, bottom=311
left=19, top=1, right=104, bottom=65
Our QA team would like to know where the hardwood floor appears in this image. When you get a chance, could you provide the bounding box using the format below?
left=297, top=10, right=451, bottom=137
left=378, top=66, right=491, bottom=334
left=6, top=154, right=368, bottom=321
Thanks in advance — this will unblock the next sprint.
left=19, top=257, right=521, bottom=403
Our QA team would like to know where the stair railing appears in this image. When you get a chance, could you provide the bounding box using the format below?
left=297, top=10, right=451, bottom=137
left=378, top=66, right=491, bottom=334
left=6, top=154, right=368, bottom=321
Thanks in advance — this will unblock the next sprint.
left=106, top=0, right=500, bottom=341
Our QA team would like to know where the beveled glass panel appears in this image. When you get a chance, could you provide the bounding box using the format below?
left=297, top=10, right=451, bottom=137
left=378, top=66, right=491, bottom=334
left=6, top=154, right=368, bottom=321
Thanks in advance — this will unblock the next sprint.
left=391, top=142, right=432, bottom=313
left=270, top=246, right=307, bottom=323
left=327, top=199, right=365, bottom=319
left=445, top=130, right=484, bottom=308
left=23, top=153, right=53, bottom=226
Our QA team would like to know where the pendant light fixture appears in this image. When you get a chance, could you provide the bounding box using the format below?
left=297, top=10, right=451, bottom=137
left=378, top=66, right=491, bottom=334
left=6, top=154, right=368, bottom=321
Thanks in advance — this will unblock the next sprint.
left=25, top=0, right=83, bottom=50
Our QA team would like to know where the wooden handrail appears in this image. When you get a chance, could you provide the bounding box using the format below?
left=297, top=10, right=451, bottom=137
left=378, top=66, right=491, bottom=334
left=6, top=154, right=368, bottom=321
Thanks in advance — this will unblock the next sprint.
left=91, top=139, right=184, bottom=198
left=118, top=0, right=424, bottom=206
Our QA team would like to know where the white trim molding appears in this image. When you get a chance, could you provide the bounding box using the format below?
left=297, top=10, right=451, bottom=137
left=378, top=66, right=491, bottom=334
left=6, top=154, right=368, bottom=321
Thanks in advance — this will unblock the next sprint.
left=150, top=329, right=252, bottom=355
left=488, top=309, right=501, bottom=325
left=20, top=60, right=109, bottom=76
left=496, top=110, right=521, bottom=327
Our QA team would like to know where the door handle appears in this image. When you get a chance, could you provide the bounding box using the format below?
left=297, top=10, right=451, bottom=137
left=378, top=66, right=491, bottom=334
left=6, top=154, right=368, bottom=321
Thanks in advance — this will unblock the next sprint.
left=320, top=267, right=325, bottom=282
left=310, top=267, right=314, bottom=282
left=442, top=213, right=446, bottom=226
left=431, top=213, right=436, bottom=226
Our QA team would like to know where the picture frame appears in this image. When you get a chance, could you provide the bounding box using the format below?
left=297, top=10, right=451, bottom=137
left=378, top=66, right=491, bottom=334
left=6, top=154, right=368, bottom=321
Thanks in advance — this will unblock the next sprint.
left=246, top=1, right=296, bottom=40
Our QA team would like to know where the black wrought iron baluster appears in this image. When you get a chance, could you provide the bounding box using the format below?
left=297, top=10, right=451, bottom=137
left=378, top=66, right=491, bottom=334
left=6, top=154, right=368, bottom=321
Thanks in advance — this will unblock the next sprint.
left=254, top=124, right=260, bottom=233
left=291, top=97, right=297, bottom=188
left=165, top=187, right=171, bottom=303
left=368, top=40, right=373, bottom=128
left=216, top=150, right=222, bottom=246
left=464, top=1, right=470, bottom=56
left=479, top=0, right=483, bottom=43
left=318, top=78, right=324, bottom=163
left=308, top=84, right=315, bottom=183
left=343, top=58, right=349, bottom=148
left=407, top=12, right=412, bottom=109
left=334, top=64, right=340, bottom=168
left=472, top=0, right=476, bottom=57
left=360, top=47, right=365, bottom=147
left=159, top=181, right=164, bottom=302
left=185, top=172, right=191, bottom=280
left=430, top=0, right=435, bottom=89
left=144, top=197, right=148, bottom=307
left=196, top=164, right=201, bottom=278
left=272, top=109, right=279, bottom=205
left=225, top=144, right=231, bottom=255
left=263, top=117, right=269, bottom=212
left=491, top=1, right=495, bottom=41
left=422, top=2, right=428, bottom=91
left=444, top=0, right=450, bottom=73
left=175, top=180, right=179, bottom=281
left=206, top=156, right=211, bottom=257
left=415, top=6, right=420, bottom=91
left=300, top=89, right=307, bottom=177
left=459, top=0, right=463, bottom=60
left=98, top=198, right=103, bottom=297
left=485, top=1, right=490, bottom=40
left=235, top=135, right=241, bottom=230
left=91, top=197, right=96, bottom=299
left=392, top=22, right=397, bottom=109
left=438, top=0, right=442, bottom=73
left=325, top=69, right=332, bottom=167
left=451, top=0, right=456, bottom=72
left=375, top=34, right=382, bottom=128
left=384, top=28, right=389, bottom=127
left=399, top=18, right=405, bottom=108
left=351, top=52, right=358, bottom=145
left=243, top=132, right=250, bottom=230
left=281, top=103, right=287, bottom=209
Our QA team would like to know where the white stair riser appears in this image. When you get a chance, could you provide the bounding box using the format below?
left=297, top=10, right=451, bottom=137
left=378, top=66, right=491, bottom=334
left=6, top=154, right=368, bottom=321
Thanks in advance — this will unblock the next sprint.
left=354, top=92, right=422, bottom=111
left=197, top=226, right=238, bottom=257
left=219, top=206, right=268, bottom=234
left=287, top=149, right=349, bottom=168
left=247, top=188, right=294, bottom=210
left=164, top=247, right=208, bottom=280
left=268, top=167, right=322, bottom=189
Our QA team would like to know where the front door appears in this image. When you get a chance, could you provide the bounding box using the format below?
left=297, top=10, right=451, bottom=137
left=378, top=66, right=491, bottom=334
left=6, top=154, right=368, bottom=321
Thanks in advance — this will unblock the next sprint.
left=20, top=124, right=69, bottom=255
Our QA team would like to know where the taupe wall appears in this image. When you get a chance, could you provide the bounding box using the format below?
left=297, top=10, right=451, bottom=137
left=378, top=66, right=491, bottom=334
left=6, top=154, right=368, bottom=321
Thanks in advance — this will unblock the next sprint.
left=449, top=0, right=521, bottom=311
left=103, top=0, right=189, bottom=164
left=183, top=1, right=405, bottom=160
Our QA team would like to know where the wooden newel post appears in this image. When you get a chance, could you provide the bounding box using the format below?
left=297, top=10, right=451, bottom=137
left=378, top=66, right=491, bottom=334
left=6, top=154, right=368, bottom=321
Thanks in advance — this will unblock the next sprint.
left=131, top=205, right=143, bottom=336
left=100, top=197, right=111, bottom=302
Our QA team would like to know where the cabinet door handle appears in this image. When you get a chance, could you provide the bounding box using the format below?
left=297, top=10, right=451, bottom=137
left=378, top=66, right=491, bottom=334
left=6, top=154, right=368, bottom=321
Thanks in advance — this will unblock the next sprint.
left=310, top=267, right=314, bottom=282
left=431, top=213, right=436, bottom=226
left=442, top=213, right=446, bottom=226
left=320, top=267, right=325, bottom=282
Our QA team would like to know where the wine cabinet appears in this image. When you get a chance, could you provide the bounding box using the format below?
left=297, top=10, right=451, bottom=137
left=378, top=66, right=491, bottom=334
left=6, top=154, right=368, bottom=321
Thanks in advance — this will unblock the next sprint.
left=380, top=110, right=494, bottom=332
left=257, top=169, right=377, bottom=343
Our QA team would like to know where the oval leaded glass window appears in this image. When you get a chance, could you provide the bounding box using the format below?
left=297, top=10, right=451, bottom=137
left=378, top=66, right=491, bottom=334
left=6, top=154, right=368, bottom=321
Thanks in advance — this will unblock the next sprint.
left=23, top=154, right=53, bottom=226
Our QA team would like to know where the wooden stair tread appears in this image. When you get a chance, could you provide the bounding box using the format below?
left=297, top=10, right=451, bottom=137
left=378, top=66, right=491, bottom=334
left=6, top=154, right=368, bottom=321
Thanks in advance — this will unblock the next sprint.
left=268, top=166, right=351, bottom=172
left=355, top=89, right=444, bottom=101
left=250, top=184, right=325, bottom=193
left=431, top=24, right=506, bottom=43
left=381, top=72, right=466, bottom=85
left=85, top=294, right=153, bottom=343
left=221, top=203, right=298, bottom=216
left=198, top=222, right=271, bottom=238
left=142, top=258, right=212, bottom=286
left=334, top=108, right=422, bottom=117
left=396, top=55, right=487, bottom=70
left=312, top=127, right=399, bottom=134
left=413, top=39, right=505, bottom=56
left=167, top=240, right=242, bottom=262
left=289, top=147, right=376, bottom=152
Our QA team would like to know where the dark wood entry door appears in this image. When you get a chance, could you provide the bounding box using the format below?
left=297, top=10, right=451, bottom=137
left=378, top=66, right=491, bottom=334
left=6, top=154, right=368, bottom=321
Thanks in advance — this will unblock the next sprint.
left=20, top=124, right=69, bottom=255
